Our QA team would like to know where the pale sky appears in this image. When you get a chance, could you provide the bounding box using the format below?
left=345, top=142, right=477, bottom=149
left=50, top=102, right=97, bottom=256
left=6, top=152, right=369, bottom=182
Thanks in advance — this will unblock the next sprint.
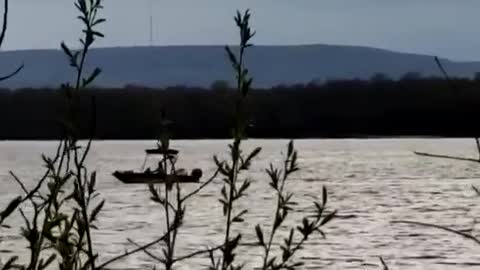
left=4, top=0, right=480, bottom=61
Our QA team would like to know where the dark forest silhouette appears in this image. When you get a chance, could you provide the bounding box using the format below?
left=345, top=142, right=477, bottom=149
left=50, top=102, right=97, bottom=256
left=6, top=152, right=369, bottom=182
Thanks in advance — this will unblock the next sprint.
left=2, top=76, right=480, bottom=139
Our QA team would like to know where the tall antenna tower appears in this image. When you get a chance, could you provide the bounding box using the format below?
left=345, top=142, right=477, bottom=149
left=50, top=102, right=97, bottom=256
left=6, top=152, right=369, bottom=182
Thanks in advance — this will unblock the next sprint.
left=149, top=0, right=153, bottom=46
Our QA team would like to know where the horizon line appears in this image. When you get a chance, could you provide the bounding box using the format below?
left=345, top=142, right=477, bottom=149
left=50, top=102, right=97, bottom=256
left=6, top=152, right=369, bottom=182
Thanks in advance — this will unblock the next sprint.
left=1, top=42, right=474, bottom=63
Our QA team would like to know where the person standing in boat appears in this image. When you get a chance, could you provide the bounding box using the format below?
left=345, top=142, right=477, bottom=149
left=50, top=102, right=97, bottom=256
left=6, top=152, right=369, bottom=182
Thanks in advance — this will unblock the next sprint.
left=153, top=161, right=165, bottom=174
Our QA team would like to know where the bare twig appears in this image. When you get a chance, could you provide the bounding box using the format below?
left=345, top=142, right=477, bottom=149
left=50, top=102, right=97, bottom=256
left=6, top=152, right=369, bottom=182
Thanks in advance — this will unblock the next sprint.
left=172, top=244, right=224, bottom=264
left=379, top=257, right=389, bottom=270
left=434, top=56, right=453, bottom=87
left=0, top=63, right=23, bottom=82
left=475, top=138, right=480, bottom=160
left=127, top=238, right=163, bottom=263
left=0, top=0, right=24, bottom=83
left=8, top=136, right=65, bottom=204
left=97, top=225, right=174, bottom=269
left=181, top=169, right=219, bottom=203
left=414, top=58, right=480, bottom=163
left=9, top=171, right=29, bottom=195
left=473, top=185, right=480, bottom=196
left=391, top=220, right=480, bottom=245
left=10, top=170, right=49, bottom=203
left=0, top=0, right=8, bottom=45
left=79, top=96, right=97, bottom=165
left=414, top=151, right=480, bottom=163
left=273, top=237, right=308, bottom=270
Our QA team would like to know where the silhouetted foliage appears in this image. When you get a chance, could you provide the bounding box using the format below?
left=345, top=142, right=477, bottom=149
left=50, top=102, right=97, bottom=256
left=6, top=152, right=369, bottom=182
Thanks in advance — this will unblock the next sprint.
left=1, top=6, right=339, bottom=270
left=400, top=71, right=422, bottom=81
left=370, top=72, right=391, bottom=82
left=475, top=72, right=480, bottom=82
left=210, top=80, right=231, bottom=91
left=1, top=77, right=480, bottom=139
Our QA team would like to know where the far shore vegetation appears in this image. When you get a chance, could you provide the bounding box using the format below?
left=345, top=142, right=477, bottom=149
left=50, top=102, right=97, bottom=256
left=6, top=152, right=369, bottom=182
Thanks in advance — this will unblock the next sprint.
left=2, top=76, right=480, bottom=139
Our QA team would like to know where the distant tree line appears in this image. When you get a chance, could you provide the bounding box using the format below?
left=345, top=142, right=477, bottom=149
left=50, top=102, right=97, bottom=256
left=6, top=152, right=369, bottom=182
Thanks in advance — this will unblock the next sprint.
left=2, top=76, right=480, bottom=139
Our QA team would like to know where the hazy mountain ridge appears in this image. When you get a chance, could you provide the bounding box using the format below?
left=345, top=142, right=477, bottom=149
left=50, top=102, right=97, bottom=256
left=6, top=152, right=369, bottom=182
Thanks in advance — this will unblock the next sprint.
left=1, top=44, right=479, bottom=89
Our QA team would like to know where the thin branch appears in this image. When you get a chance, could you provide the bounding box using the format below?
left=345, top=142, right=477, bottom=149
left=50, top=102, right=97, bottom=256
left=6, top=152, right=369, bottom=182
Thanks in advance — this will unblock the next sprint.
left=0, top=0, right=24, bottom=83
left=434, top=56, right=453, bottom=86
left=379, top=257, right=389, bottom=270
left=79, top=96, right=97, bottom=165
left=473, top=185, right=480, bottom=197
left=434, top=58, right=480, bottom=161
left=391, top=220, right=480, bottom=245
left=1, top=131, right=62, bottom=226
left=273, top=237, right=308, bottom=270
left=127, top=238, right=164, bottom=263
left=97, top=225, right=174, bottom=269
left=0, top=0, right=8, bottom=46
left=422, top=57, right=480, bottom=164
left=180, top=169, right=219, bottom=203
left=414, top=151, right=480, bottom=163
left=153, top=196, right=176, bottom=212
left=172, top=244, right=224, bottom=264
left=0, top=63, right=23, bottom=82
left=9, top=171, right=29, bottom=195
left=10, top=170, right=50, bottom=203
left=475, top=138, right=480, bottom=160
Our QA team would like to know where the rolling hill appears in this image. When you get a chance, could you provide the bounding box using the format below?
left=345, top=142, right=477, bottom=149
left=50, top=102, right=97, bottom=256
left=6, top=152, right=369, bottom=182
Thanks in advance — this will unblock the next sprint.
left=0, top=44, right=479, bottom=89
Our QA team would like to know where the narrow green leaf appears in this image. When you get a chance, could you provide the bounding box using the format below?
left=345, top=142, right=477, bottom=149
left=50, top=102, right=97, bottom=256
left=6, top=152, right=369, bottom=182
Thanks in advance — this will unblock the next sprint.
left=320, top=210, right=337, bottom=226
left=214, top=155, right=229, bottom=176
left=473, top=185, right=480, bottom=196
left=225, top=46, right=239, bottom=69
left=287, top=140, right=294, bottom=157
left=79, top=254, right=99, bottom=270
left=234, top=10, right=242, bottom=27
left=219, top=198, right=228, bottom=216
left=314, top=201, right=324, bottom=218
left=91, top=30, right=104, bottom=38
left=316, top=229, right=326, bottom=239
left=322, top=186, right=327, bottom=206
left=267, top=257, right=276, bottom=267
left=39, top=254, right=56, bottom=270
left=232, top=216, right=244, bottom=223
left=281, top=246, right=291, bottom=262
left=232, top=209, right=248, bottom=223
left=290, top=151, right=298, bottom=172
left=89, top=199, right=105, bottom=224
left=221, top=185, right=228, bottom=200
left=287, top=228, right=294, bottom=245
left=92, top=18, right=106, bottom=26
left=61, top=42, right=73, bottom=59
left=77, top=15, right=89, bottom=26
left=247, top=147, right=261, bottom=162
left=82, top=67, right=102, bottom=87
left=1, top=256, right=18, bottom=270
left=291, top=262, right=305, bottom=268
left=237, top=179, right=250, bottom=196
left=88, top=171, right=97, bottom=195
left=255, top=224, right=264, bottom=246
left=0, top=196, right=22, bottom=224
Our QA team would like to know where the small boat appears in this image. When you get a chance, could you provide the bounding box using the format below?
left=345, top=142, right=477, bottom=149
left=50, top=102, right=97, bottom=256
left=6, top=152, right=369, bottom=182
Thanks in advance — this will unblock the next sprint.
left=145, top=148, right=179, bottom=155
left=112, top=146, right=202, bottom=184
left=113, top=169, right=202, bottom=184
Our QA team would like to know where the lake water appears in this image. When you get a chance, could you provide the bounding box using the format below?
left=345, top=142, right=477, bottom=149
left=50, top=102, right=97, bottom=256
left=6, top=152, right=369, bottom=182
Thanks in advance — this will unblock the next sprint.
left=1, top=139, right=480, bottom=269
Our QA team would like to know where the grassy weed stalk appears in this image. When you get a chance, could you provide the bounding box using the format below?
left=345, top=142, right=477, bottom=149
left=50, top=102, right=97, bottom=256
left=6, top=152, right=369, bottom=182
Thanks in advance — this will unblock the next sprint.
left=1, top=1, right=105, bottom=269
left=1, top=5, right=339, bottom=270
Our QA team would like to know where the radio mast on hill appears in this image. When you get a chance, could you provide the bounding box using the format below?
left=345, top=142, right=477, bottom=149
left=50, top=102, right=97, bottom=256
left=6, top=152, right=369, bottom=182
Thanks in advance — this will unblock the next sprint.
left=149, top=0, right=153, bottom=46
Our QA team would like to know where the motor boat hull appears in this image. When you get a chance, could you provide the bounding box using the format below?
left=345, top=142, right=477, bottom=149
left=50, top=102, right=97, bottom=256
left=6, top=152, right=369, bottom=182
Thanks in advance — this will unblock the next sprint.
left=113, top=170, right=201, bottom=184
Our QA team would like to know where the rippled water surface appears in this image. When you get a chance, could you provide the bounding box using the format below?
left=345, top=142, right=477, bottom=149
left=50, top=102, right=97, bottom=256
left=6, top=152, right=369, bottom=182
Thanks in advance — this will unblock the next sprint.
left=2, top=139, right=480, bottom=269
